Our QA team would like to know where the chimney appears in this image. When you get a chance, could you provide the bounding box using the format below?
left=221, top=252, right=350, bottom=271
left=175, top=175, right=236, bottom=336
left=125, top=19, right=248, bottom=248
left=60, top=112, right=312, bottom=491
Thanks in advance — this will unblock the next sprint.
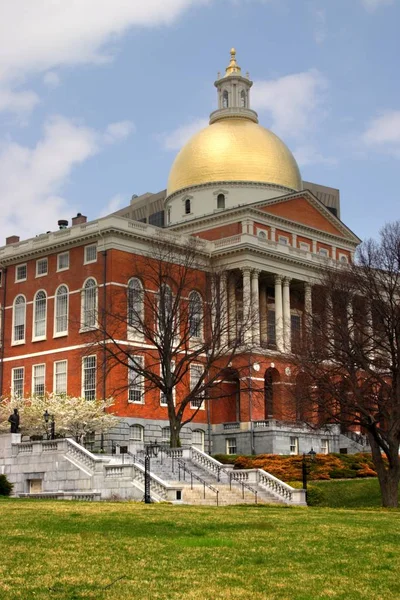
left=71, top=212, right=87, bottom=226
left=6, top=235, right=20, bottom=245
left=58, top=219, right=69, bottom=230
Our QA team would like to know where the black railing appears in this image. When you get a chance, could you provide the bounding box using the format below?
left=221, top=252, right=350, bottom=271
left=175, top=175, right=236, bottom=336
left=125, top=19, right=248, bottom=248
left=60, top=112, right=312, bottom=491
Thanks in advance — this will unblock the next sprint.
left=176, top=459, right=219, bottom=506
left=228, top=471, right=258, bottom=504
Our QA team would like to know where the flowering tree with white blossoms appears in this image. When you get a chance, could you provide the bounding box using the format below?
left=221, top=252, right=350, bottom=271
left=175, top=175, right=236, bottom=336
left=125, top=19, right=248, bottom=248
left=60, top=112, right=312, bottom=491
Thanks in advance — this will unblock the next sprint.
left=0, top=394, right=118, bottom=442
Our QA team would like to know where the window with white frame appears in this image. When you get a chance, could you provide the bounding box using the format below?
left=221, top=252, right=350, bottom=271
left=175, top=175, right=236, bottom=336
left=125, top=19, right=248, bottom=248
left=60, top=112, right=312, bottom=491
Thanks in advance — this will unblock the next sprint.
left=267, top=308, right=276, bottom=347
left=13, top=295, right=26, bottom=343
left=339, top=254, right=348, bottom=263
left=226, top=438, right=237, bottom=455
left=217, top=193, right=225, bottom=209
left=188, top=291, right=203, bottom=339
left=15, top=264, right=27, bottom=282
left=319, top=248, right=329, bottom=257
left=299, top=242, right=310, bottom=251
left=82, top=355, right=96, bottom=400
left=36, top=258, right=48, bottom=277
left=321, top=439, right=330, bottom=455
left=55, top=285, right=68, bottom=335
left=257, top=229, right=268, bottom=241
left=290, top=436, right=299, bottom=455
left=160, top=361, right=175, bottom=406
left=33, top=290, right=47, bottom=339
left=32, top=364, right=45, bottom=396
left=57, top=252, right=69, bottom=271
left=54, top=360, right=67, bottom=394
left=84, top=244, right=97, bottom=264
left=278, top=235, right=289, bottom=245
left=192, top=430, right=205, bottom=451
left=184, top=198, right=191, bottom=214
left=12, top=367, right=24, bottom=398
left=130, top=424, right=144, bottom=441
left=161, top=426, right=170, bottom=443
left=127, top=278, right=144, bottom=339
left=128, top=355, right=144, bottom=403
left=81, top=278, right=97, bottom=329
left=190, top=364, right=204, bottom=409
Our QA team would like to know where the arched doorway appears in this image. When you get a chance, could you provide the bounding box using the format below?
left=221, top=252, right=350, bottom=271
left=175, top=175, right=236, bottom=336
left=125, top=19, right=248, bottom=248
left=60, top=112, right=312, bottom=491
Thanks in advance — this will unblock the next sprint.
left=264, top=367, right=280, bottom=419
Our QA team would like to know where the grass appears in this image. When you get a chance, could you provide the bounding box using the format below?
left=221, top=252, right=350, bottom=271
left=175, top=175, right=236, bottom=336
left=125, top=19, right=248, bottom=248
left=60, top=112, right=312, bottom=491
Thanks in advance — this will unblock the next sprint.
left=0, top=499, right=400, bottom=600
left=310, top=478, right=394, bottom=508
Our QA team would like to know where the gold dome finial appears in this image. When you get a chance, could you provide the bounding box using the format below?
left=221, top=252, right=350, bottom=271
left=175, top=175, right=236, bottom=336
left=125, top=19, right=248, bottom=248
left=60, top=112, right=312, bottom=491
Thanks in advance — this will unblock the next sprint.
left=225, top=47, right=241, bottom=77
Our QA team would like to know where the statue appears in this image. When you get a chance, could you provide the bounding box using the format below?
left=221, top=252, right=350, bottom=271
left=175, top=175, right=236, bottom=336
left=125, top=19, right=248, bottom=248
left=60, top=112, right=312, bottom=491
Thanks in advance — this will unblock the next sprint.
left=8, top=408, right=20, bottom=433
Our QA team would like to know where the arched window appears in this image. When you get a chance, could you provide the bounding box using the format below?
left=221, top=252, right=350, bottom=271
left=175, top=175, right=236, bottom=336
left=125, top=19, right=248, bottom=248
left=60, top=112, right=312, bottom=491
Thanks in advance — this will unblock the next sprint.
left=240, top=90, right=247, bottom=107
left=192, top=430, right=205, bottom=451
left=33, top=290, right=47, bottom=339
left=55, top=285, right=68, bottom=335
left=185, top=198, right=191, bottom=214
left=258, top=230, right=267, bottom=240
left=189, top=291, right=203, bottom=339
left=13, top=295, right=26, bottom=343
left=222, top=90, right=229, bottom=108
left=130, top=424, right=144, bottom=441
left=217, top=193, right=225, bottom=209
left=82, top=278, right=97, bottom=329
left=128, top=278, right=144, bottom=339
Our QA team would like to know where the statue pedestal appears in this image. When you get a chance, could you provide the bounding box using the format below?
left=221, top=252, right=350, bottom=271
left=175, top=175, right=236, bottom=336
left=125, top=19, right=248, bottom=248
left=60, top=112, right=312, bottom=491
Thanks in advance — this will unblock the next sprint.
left=0, top=433, right=21, bottom=459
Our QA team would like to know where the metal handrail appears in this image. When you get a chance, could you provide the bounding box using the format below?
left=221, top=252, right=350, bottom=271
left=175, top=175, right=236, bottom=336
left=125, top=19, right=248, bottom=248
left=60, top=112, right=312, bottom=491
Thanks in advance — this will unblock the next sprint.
left=176, top=458, right=219, bottom=506
left=227, top=471, right=258, bottom=503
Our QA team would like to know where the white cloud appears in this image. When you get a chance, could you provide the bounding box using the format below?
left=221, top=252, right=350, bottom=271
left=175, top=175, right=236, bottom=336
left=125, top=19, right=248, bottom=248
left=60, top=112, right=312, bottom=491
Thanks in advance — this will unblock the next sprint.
left=160, top=118, right=208, bottom=151
left=312, top=8, right=327, bottom=45
left=99, top=193, right=128, bottom=218
left=252, top=69, right=328, bottom=138
left=0, top=116, right=135, bottom=242
left=362, top=110, right=400, bottom=158
left=104, top=121, right=136, bottom=144
left=43, top=71, right=61, bottom=88
left=0, top=87, right=39, bottom=115
left=294, top=144, right=337, bottom=167
left=361, top=0, right=393, bottom=12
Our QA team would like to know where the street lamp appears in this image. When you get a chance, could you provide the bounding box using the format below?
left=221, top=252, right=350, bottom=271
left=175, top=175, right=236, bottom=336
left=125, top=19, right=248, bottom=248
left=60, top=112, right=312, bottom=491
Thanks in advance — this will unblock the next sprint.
left=144, top=440, right=161, bottom=504
left=302, top=447, right=316, bottom=492
left=43, top=410, right=55, bottom=440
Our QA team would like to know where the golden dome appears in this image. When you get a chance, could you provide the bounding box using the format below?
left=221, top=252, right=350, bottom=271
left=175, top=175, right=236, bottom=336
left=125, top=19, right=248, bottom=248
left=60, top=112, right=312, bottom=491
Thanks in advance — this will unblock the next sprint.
left=167, top=118, right=302, bottom=197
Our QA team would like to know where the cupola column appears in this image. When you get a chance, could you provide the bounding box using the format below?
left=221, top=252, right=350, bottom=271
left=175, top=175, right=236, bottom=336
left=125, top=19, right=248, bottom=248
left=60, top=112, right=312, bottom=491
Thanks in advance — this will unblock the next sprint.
left=274, top=275, right=284, bottom=353
left=242, top=267, right=252, bottom=346
left=251, top=269, right=261, bottom=346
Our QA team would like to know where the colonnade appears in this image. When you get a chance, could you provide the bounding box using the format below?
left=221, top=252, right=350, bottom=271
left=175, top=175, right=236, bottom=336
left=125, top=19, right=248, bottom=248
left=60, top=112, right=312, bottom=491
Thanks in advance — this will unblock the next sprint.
left=218, top=268, right=313, bottom=353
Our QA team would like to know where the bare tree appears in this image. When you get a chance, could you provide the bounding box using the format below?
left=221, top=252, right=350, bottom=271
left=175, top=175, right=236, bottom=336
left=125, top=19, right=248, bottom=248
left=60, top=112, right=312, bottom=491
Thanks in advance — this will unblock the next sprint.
left=295, top=222, right=400, bottom=507
left=90, top=235, right=255, bottom=448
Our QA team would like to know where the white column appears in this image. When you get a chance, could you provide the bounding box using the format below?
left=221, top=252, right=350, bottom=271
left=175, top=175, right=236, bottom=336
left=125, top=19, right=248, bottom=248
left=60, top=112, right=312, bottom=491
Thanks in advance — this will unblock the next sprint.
left=304, top=282, right=313, bottom=343
left=251, top=269, right=261, bottom=346
left=270, top=227, right=276, bottom=242
left=242, top=267, right=252, bottom=346
left=283, top=277, right=291, bottom=353
left=274, top=275, right=284, bottom=352
left=260, top=282, right=268, bottom=346
left=220, top=272, right=228, bottom=347
left=228, top=273, right=236, bottom=344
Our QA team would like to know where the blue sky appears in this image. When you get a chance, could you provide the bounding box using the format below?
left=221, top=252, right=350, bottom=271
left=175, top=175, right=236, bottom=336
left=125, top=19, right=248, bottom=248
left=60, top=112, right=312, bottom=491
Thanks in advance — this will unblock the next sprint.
left=0, top=0, right=399, bottom=243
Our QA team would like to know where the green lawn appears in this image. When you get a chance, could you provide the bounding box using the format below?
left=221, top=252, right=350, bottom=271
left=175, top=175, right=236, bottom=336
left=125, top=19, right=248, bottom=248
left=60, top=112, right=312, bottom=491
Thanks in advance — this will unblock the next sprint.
left=0, top=499, right=399, bottom=600
left=310, top=478, right=395, bottom=508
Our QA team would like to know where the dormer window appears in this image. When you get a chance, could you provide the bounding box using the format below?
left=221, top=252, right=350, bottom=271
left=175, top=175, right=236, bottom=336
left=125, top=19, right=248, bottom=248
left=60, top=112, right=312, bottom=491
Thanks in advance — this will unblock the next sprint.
left=222, top=90, right=229, bottom=108
left=185, top=198, right=191, bottom=214
left=217, top=193, right=225, bottom=209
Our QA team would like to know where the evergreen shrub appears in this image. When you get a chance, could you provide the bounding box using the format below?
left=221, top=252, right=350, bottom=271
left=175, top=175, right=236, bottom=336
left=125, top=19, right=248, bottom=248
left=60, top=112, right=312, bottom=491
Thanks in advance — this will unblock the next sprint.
left=0, top=475, right=13, bottom=496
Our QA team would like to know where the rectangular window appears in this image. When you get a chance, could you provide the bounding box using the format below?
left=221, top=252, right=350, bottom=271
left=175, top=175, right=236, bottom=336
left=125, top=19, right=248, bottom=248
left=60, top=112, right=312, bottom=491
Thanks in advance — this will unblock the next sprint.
left=36, top=258, right=48, bottom=277
left=291, top=314, right=302, bottom=352
left=290, top=437, right=299, bottom=455
left=160, top=361, right=175, bottom=406
left=226, top=438, right=237, bottom=455
left=84, top=244, right=97, bottom=264
left=82, top=355, right=96, bottom=400
left=54, top=360, right=67, bottom=394
left=57, top=252, right=69, bottom=271
left=299, top=242, right=310, bottom=251
left=321, top=439, right=330, bottom=455
left=190, top=364, right=204, bottom=409
left=15, top=264, right=27, bottom=282
left=130, top=424, right=144, bottom=441
left=278, top=235, right=289, bottom=245
left=32, top=364, right=45, bottom=396
left=12, top=367, right=24, bottom=398
left=128, top=355, right=144, bottom=403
